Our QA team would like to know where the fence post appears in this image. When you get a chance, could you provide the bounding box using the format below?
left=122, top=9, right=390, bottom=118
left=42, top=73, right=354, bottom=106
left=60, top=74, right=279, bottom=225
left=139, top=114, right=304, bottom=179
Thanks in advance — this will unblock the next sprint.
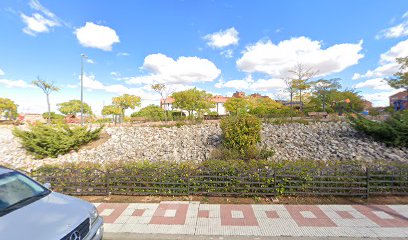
left=187, top=172, right=190, bottom=195
left=273, top=169, right=277, bottom=196
left=106, top=170, right=110, bottom=196
left=366, top=166, right=370, bottom=198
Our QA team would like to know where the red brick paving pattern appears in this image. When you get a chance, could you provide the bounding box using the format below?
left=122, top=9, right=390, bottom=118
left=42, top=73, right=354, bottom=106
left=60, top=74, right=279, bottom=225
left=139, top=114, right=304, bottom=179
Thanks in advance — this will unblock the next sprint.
left=336, top=210, right=355, bottom=219
left=220, top=204, right=259, bottom=226
left=132, top=209, right=146, bottom=217
left=96, top=202, right=408, bottom=237
left=198, top=210, right=209, bottom=218
left=149, top=203, right=189, bottom=225
left=97, top=203, right=129, bottom=223
left=353, top=205, right=408, bottom=227
left=265, top=210, right=279, bottom=219
left=286, top=205, right=337, bottom=227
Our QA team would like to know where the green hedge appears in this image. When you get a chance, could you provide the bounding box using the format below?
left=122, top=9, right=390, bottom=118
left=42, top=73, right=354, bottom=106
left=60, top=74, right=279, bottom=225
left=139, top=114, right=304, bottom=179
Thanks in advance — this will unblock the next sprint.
left=30, top=159, right=408, bottom=196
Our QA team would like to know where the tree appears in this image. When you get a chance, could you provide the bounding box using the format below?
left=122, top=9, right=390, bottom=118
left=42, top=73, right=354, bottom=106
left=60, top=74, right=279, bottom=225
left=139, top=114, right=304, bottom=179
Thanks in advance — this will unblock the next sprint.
left=224, top=97, right=250, bottom=115
left=248, top=97, right=284, bottom=117
left=57, top=100, right=92, bottom=116
left=151, top=83, right=173, bottom=121
left=0, top=98, right=18, bottom=120
left=101, top=105, right=122, bottom=124
left=329, top=89, right=365, bottom=113
left=32, top=77, right=60, bottom=124
left=387, top=57, right=408, bottom=94
left=311, top=78, right=341, bottom=111
left=284, top=78, right=296, bottom=121
left=131, top=105, right=165, bottom=121
left=172, top=88, right=215, bottom=117
left=112, top=94, right=141, bottom=122
left=41, top=112, right=64, bottom=120
left=288, top=63, right=318, bottom=112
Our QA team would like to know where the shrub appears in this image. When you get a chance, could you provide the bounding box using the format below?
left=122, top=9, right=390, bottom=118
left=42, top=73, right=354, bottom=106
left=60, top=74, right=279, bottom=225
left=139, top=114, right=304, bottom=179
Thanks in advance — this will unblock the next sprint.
left=368, top=108, right=380, bottom=116
left=220, top=114, right=261, bottom=154
left=93, top=118, right=112, bottom=123
left=30, top=159, right=408, bottom=197
left=42, top=112, right=65, bottom=124
left=13, top=123, right=103, bottom=158
left=210, top=146, right=274, bottom=161
left=266, top=118, right=310, bottom=125
left=206, top=111, right=219, bottom=116
left=349, top=111, right=408, bottom=147
left=131, top=105, right=165, bottom=121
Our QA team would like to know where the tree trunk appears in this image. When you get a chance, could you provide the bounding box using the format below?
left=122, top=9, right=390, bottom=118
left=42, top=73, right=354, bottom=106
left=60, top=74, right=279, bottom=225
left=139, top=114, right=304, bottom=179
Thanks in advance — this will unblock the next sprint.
left=290, top=91, right=293, bottom=122
left=299, top=89, right=303, bottom=112
left=46, top=93, right=51, bottom=124
left=121, top=108, right=125, bottom=124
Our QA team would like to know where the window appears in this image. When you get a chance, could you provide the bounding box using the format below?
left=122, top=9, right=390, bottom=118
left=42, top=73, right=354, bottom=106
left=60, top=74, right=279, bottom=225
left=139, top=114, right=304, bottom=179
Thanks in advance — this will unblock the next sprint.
left=0, top=172, right=50, bottom=215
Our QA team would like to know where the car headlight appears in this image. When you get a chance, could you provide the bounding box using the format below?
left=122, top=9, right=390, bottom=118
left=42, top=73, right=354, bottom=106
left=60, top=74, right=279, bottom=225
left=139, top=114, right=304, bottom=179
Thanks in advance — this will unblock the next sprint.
left=90, top=206, right=99, bottom=226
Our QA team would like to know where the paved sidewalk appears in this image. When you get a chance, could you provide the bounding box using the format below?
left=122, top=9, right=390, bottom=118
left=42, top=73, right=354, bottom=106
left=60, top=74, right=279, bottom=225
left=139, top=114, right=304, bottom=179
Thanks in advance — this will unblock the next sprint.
left=94, top=202, right=408, bottom=238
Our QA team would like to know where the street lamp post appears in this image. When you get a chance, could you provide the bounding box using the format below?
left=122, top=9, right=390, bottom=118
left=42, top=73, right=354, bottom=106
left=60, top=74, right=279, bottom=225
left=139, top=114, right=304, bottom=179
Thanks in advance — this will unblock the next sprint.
left=80, top=54, right=88, bottom=126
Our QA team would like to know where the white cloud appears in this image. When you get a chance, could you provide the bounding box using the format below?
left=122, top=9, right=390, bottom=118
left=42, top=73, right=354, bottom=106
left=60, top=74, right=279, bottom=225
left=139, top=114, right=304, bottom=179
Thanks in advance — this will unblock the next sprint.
left=75, top=22, right=120, bottom=51
left=86, top=59, right=94, bottom=64
left=110, top=72, right=120, bottom=77
left=81, top=74, right=105, bottom=90
left=250, top=78, right=287, bottom=91
left=403, top=11, right=408, bottom=19
left=215, top=75, right=286, bottom=92
left=353, top=39, right=408, bottom=79
left=222, top=79, right=251, bottom=90
left=354, top=78, right=393, bottom=90
left=0, top=68, right=4, bottom=76
left=125, top=53, right=221, bottom=85
left=236, top=37, right=364, bottom=78
left=204, top=27, right=239, bottom=48
left=117, top=52, right=130, bottom=57
left=0, top=79, right=35, bottom=88
left=20, top=0, right=61, bottom=36
left=29, top=0, right=56, bottom=18
left=377, top=12, right=408, bottom=39
left=352, top=73, right=362, bottom=80
left=361, top=90, right=400, bottom=107
left=80, top=73, right=157, bottom=101
left=220, top=49, right=234, bottom=58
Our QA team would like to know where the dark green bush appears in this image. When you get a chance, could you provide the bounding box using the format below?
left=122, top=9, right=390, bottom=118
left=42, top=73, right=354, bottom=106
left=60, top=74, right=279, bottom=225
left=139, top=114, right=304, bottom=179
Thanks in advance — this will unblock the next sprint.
left=349, top=111, right=408, bottom=147
left=42, top=112, right=65, bottom=124
left=266, top=118, right=309, bottom=125
left=220, top=114, right=261, bottom=154
left=131, top=105, right=165, bottom=121
left=13, top=124, right=103, bottom=158
left=368, top=108, right=380, bottom=116
left=210, top=146, right=274, bottom=161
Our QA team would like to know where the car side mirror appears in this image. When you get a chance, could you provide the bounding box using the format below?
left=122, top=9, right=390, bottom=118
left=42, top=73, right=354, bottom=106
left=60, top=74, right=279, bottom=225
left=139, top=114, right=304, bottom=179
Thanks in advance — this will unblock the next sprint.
left=43, top=182, right=52, bottom=189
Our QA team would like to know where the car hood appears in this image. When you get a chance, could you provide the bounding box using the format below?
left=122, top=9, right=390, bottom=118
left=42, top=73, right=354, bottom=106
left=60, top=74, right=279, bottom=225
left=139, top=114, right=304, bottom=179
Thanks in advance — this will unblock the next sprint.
left=0, top=192, right=93, bottom=240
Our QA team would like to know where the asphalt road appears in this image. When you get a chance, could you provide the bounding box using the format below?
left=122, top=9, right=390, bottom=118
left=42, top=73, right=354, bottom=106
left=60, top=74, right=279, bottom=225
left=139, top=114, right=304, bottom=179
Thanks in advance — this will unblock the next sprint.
left=104, top=233, right=408, bottom=240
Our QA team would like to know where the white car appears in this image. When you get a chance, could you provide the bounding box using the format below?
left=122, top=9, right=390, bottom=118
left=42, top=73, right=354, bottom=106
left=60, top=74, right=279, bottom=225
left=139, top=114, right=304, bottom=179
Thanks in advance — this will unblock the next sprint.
left=0, top=166, right=103, bottom=240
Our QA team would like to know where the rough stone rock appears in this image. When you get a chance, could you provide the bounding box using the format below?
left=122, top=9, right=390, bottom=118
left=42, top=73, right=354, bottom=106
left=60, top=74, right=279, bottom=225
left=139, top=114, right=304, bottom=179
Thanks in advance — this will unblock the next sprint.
left=1, top=122, right=408, bottom=170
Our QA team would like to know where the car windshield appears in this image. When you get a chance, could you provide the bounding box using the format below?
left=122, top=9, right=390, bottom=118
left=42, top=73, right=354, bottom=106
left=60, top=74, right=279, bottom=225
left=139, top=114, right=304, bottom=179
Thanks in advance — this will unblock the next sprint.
left=0, top=171, right=50, bottom=216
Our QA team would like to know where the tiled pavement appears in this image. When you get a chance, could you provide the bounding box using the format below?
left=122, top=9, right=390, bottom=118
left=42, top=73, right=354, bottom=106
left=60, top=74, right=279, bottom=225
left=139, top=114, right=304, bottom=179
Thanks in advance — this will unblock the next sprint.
left=94, top=202, right=408, bottom=238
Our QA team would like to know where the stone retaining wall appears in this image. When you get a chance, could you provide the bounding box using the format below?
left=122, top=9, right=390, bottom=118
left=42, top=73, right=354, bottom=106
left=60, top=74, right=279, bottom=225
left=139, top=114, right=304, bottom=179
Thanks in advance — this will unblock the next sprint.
left=1, top=122, right=407, bottom=170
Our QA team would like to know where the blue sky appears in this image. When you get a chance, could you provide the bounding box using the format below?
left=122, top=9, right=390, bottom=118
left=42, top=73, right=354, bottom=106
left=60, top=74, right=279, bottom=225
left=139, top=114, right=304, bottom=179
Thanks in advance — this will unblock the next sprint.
left=1, top=0, right=408, bottom=115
